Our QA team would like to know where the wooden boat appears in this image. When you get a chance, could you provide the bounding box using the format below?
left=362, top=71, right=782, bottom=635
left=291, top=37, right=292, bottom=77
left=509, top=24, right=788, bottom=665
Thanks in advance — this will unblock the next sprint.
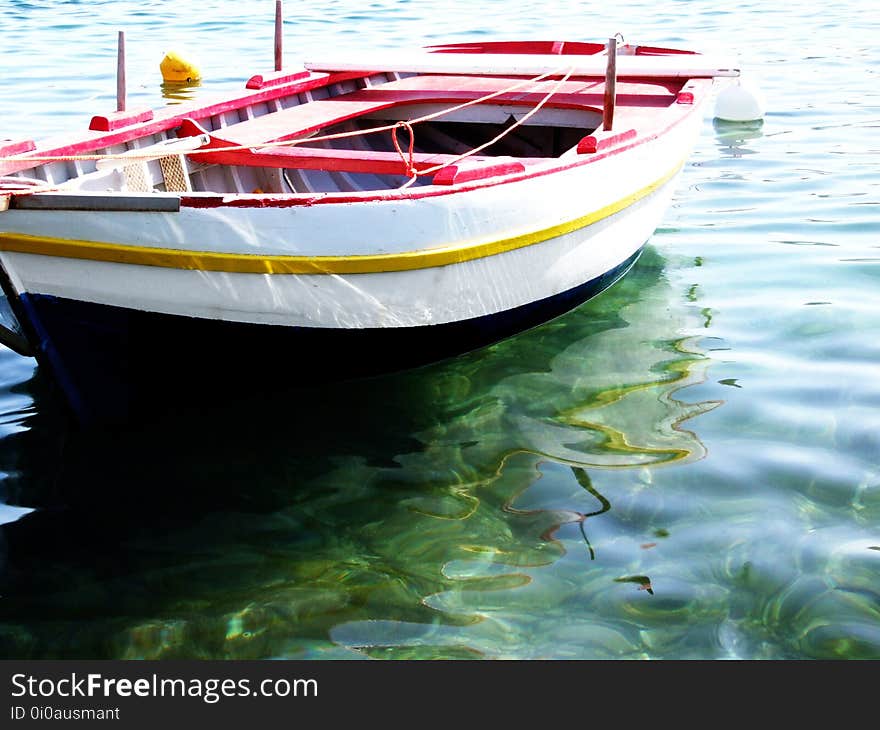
left=0, top=38, right=739, bottom=425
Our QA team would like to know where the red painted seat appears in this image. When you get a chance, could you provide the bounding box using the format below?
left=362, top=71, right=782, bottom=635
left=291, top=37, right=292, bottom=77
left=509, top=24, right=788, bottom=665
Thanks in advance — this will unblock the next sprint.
left=176, top=118, right=494, bottom=178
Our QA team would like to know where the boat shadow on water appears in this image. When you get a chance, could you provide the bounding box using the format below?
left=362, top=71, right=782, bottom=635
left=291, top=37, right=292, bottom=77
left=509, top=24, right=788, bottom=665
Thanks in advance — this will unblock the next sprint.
left=0, top=245, right=723, bottom=659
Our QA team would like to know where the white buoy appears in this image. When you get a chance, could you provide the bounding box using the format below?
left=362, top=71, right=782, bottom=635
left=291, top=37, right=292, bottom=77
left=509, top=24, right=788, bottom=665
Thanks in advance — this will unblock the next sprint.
left=714, top=79, right=765, bottom=122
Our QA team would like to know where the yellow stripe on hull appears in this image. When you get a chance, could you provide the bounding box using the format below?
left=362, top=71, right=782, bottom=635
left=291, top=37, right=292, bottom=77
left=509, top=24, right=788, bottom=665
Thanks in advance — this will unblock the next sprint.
left=0, top=162, right=683, bottom=275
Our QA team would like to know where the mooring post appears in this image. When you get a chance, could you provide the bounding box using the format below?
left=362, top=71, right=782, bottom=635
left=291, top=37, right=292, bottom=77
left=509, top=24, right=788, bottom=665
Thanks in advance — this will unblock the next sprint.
left=274, top=0, right=283, bottom=71
left=602, top=36, right=617, bottom=131
left=117, top=30, right=127, bottom=112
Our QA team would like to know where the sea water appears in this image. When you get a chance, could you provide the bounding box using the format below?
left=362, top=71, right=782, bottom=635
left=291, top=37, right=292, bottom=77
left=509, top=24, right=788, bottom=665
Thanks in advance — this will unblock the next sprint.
left=0, top=0, right=878, bottom=659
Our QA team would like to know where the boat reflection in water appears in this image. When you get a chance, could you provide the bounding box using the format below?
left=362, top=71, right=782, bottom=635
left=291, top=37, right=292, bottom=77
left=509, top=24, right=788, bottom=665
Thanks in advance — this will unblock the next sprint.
left=0, top=245, right=722, bottom=659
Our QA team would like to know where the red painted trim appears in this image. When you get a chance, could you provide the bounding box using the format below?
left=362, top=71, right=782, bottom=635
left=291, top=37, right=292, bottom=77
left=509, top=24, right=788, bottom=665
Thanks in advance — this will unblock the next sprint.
left=675, top=80, right=700, bottom=104
left=432, top=159, right=527, bottom=185
left=88, top=108, right=154, bottom=132
left=426, top=40, right=606, bottom=56
left=577, top=129, right=638, bottom=153
left=245, top=70, right=311, bottom=90
left=634, top=46, right=697, bottom=56
left=203, top=143, right=495, bottom=177
left=0, top=139, right=36, bottom=156
left=195, top=146, right=442, bottom=175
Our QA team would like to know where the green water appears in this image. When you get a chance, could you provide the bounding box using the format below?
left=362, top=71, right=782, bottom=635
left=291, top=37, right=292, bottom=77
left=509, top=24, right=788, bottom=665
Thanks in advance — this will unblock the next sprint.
left=0, top=0, right=878, bottom=659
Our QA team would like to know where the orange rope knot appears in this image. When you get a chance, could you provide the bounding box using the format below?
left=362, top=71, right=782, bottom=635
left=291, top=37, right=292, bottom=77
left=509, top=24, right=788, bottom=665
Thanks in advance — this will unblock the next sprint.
left=391, top=120, right=417, bottom=178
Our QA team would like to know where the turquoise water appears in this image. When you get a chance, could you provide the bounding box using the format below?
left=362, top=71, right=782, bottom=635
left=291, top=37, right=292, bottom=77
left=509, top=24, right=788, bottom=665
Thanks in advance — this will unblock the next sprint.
left=1, top=0, right=879, bottom=659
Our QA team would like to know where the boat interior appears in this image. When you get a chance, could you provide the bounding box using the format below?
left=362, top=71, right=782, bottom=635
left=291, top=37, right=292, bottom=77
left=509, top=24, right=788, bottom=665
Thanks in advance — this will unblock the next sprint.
left=2, top=69, right=633, bottom=197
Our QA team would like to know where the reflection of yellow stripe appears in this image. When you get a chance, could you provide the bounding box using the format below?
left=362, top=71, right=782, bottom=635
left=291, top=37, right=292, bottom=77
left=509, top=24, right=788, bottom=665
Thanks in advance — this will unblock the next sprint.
left=0, top=162, right=682, bottom=274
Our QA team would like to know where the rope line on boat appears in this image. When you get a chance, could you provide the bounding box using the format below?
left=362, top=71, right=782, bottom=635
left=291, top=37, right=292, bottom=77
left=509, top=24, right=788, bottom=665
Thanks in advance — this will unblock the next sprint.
left=263, top=64, right=580, bottom=153
left=395, top=65, right=577, bottom=188
left=390, top=121, right=416, bottom=178
left=0, top=65, right=580, bottom=189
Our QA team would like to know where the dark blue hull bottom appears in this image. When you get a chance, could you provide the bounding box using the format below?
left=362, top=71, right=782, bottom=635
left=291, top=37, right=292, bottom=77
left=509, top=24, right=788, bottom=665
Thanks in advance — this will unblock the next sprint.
left=20, top=248, right=643, bottom=426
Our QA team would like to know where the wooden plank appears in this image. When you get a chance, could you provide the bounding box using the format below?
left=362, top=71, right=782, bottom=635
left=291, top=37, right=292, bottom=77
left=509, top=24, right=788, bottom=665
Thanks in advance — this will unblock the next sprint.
left=245, top=70, right=311, bottom=90
left=304, top=52, right=741, bottom=78
left=182, top=99, right=400, bottom=147
left=11, top=193, right=180, bottom=211
left=94, top=134, right=210, bottom=171
left=432, top=158, right=526, bottom=185
left=603, top=37, right=617, bottom=130
left=351, top=73, right=677, bottom=105
left=0, top=139, right=36, bottom=157
left=274, top=0, right=283, bottom=71
left=88, top=108, right=154, bottom=132
left=192, top=143, right=502, bottom=177
left=117, top=31, right=127, bottom=112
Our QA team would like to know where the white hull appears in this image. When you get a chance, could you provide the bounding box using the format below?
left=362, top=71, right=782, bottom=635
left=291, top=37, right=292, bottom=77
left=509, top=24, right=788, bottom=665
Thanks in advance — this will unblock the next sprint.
left=0, top=112, right=697, bottom=329
left=0, top=36, right=717, bottom=424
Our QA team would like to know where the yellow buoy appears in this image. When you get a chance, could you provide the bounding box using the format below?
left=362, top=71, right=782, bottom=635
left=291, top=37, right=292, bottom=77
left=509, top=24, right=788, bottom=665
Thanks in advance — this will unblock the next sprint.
left=160, top=50, right=202, bottom=83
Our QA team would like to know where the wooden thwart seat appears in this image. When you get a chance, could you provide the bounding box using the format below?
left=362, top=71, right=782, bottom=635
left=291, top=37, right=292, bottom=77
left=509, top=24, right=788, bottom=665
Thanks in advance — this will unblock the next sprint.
left=176, top=118, right=497, bottom=178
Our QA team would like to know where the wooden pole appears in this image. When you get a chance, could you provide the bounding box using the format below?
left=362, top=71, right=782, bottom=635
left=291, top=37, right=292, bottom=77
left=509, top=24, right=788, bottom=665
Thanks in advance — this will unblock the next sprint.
left=274, top=0, right=283, bottom=72
left=117, top=31, right=126, bottom=112
left=602, top=36, right=617, bottom=131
